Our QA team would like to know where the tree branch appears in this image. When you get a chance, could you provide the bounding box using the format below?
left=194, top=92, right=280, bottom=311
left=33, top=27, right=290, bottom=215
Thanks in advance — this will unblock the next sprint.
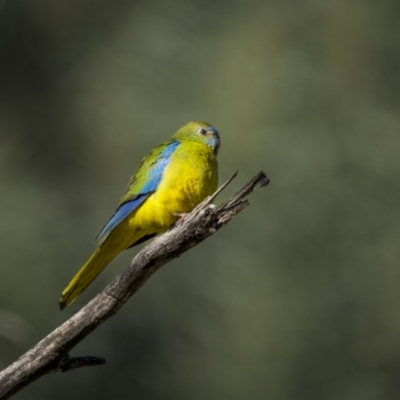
left=0, top=171, right=270, bottom=400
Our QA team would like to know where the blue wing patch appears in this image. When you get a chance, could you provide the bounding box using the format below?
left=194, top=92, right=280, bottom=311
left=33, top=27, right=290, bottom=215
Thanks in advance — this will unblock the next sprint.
left=139, top=140, right=180, bottom=193
left=95, top=140, right=180, bottom=245
left=95, top=195, right=148, bottom=245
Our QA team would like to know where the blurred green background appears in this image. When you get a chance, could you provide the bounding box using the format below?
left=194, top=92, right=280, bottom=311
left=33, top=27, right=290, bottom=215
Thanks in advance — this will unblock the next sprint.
left=1, top=0, right=400, bottom=399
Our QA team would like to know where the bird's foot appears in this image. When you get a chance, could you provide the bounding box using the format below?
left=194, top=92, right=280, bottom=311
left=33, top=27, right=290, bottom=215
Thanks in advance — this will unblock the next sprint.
left=173, top=212, right=190, bottom=227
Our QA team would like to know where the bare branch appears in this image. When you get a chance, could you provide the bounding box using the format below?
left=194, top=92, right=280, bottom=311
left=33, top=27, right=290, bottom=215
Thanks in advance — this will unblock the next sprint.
left=0, top=171, right=270, bottom=400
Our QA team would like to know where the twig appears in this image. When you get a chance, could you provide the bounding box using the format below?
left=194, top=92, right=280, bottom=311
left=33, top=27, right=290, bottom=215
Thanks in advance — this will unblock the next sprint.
left=50, top=355, right=106, bottom=374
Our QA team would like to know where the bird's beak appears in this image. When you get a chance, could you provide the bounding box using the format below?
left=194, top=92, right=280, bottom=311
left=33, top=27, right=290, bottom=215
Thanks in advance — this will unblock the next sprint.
left=209, top=130, right=220, bottom=154
left=214, top=135, right=221, bottom=153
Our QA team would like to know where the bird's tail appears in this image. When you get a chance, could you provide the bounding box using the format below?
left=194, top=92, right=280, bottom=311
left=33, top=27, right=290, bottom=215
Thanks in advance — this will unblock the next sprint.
left=59, top=246, right=117, bottom=310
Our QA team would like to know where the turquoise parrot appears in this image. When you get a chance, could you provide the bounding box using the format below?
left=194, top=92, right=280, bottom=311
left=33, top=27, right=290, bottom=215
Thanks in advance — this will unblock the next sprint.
left=59, top=121, right=220, bottom=309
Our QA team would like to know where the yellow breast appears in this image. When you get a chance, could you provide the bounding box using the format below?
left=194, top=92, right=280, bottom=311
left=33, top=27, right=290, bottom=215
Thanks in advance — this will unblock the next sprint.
left=130, top=141, right=218, bottom=232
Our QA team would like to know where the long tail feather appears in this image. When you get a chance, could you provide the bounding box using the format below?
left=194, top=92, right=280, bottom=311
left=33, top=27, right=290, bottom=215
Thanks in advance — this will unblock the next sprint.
left=59, top=246, right=117, bottom=310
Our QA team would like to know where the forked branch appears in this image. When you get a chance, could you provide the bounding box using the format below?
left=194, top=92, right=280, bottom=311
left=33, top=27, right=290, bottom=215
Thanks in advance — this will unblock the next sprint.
left=0, top=171, right=270, bottom=400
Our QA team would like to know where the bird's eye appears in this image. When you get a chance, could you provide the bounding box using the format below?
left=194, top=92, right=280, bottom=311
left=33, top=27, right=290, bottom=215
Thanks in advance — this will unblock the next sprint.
left=199, top=128, right=207, bottom=135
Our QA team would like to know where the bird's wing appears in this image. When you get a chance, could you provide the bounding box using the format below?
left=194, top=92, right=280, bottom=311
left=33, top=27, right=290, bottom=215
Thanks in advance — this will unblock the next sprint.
left=95, top=139, right=180, bottom=245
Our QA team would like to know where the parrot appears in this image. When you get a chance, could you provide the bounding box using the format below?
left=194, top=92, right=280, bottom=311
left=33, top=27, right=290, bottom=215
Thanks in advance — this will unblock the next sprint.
left=59, top=121, right=220, bottom=309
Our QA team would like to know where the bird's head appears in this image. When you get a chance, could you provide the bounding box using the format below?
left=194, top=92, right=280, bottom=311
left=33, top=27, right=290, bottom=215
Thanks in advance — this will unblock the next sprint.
left=174, top=121, right=221, bottom=154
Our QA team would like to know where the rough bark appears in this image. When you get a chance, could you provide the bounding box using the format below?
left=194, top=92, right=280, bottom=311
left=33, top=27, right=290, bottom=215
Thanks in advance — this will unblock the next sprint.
left=0, top=171, right=270, bottom=400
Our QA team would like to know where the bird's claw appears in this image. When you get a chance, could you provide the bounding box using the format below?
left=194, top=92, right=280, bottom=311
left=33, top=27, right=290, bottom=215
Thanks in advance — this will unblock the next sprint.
left=173, top=212, right=190, bottom=226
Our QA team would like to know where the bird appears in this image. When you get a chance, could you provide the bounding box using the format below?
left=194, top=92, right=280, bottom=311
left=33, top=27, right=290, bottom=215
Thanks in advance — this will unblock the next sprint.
left=59, top=121, right=220, bottom=309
